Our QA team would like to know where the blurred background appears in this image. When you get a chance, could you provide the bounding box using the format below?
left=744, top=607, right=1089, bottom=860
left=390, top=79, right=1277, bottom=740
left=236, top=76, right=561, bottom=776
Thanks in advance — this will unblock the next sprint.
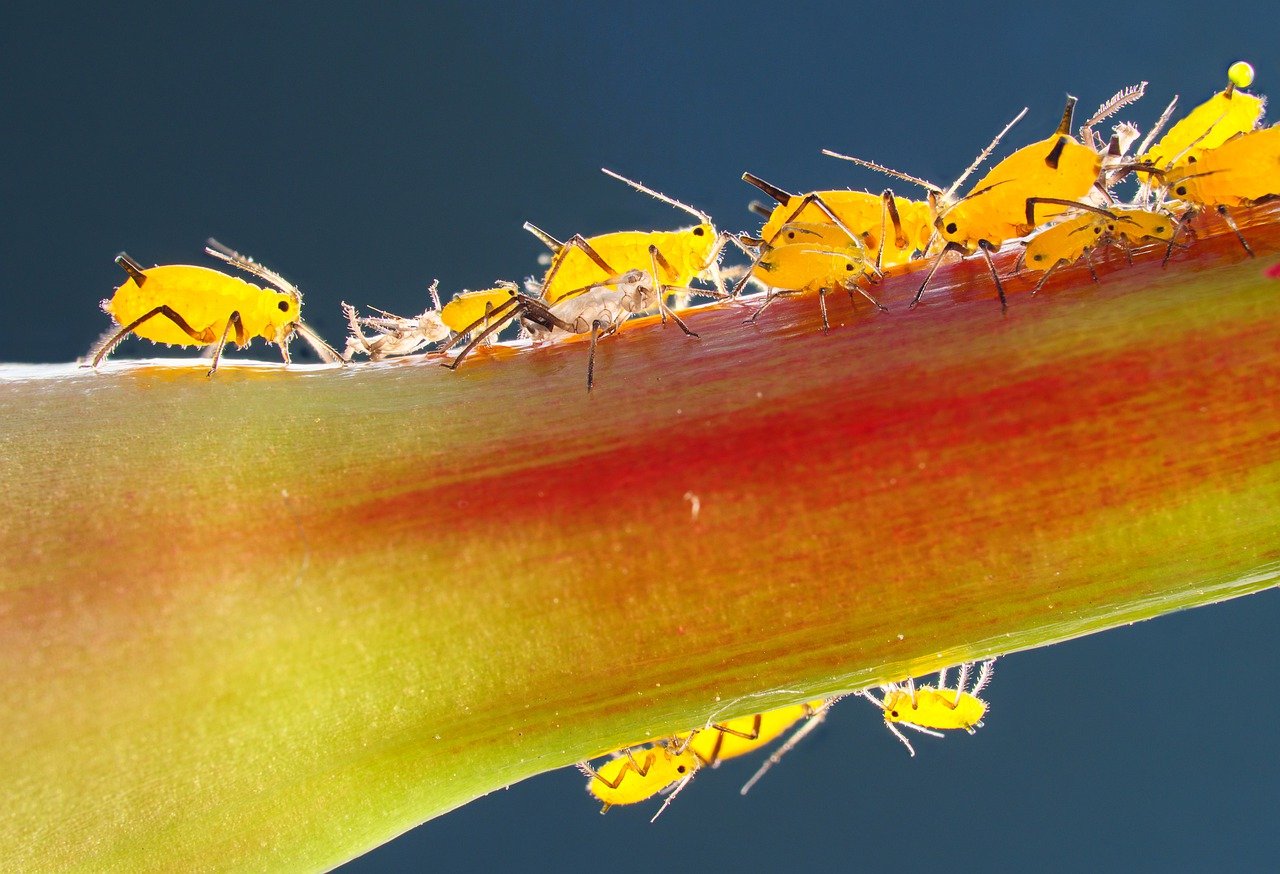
left=4, top=1, right=1278, bottom=869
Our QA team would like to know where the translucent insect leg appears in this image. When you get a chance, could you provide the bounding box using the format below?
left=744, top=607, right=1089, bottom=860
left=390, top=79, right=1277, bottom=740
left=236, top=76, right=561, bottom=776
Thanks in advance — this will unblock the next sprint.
left=904, top=676, right=918, bottom=706
left=1032, top=262, right=1062, bottom=294
left=954, top=662, right=972, bottom=700
left=977, top=243, right=1008, bottom=312
left=745, top=288, right=798, bottom=325
left=818, top=288, right=831, bottom=333
left=971, top=659, right=996, bottom=696
left=88, top=304, right=209, bottom=368
left=885, top=721, right=917, bottom=757
left=1084, top=248, right=1099, bottom=282
left=937, top=666, right=950, bottom=690
left=207, top=311, right=247, bottom=375
left=740, top=702, right=835, bottom=796
left=1024, top=198, right=1116, bottom=229
left=1216, top=205, right=1255, bottom=257
left=427, top=279, right=442, bottom=311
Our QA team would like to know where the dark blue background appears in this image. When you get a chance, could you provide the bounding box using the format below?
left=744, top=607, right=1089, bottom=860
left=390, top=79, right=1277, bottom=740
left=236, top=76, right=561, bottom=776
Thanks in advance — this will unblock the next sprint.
left=4, top=3, right=1278, bottom=870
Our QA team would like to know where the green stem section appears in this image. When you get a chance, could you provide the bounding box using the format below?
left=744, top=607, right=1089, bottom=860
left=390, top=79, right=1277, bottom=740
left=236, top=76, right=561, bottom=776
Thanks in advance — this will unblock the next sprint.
left=2, top=207, right=1279, bottom=871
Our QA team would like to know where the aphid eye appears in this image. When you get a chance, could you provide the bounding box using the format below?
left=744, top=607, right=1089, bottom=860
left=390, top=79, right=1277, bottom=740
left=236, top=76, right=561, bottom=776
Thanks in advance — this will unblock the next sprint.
left=889, top=710, right=899, bottom=718
left=945, top=222, right=958, bottom=234
left=1033, top=254, right=1043, bottom=261
left=1155, top=226, right=1166, bottom=233
left=845, top=263, right=854, bottom=271
left=676, top=765, right=687, bottom=773
left=1176, top=186, right=1188, bottom=196
left=1094, top=227, right=1103, bottom=234
left=278, top=300, right=290, bottom=312
left=787, top=231, right=796, bottom=239
left=693, top=227, right=706, bottom=236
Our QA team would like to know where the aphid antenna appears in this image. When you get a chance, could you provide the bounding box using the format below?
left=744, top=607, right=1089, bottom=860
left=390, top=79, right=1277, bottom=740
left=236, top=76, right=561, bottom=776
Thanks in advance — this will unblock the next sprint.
left=204, top=238, right=299, bottom=296
left=820, top=149, right=942, bottom=194
left=292, top=320, right=344, bottom=364
left=649, top=771, right=696, bottom=823
left=739, top=700, right=837, bottom=796
left=1134, top=95, right=1180, bottom=157
left=1081, top=82, right=1147, bottom=144
left=942, top=106, right=1030, bottom=202
left=1165, top=111, right=1230, bottom=169
left=601, top=168, right=712, bottom=224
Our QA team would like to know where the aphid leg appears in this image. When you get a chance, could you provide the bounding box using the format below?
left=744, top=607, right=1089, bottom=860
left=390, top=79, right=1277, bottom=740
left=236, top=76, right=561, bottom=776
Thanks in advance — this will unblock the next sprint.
left=1023, top=198, right=1116, bottom=230
left=1216, top=205, right=1254, bottom=257
left=648, top=246, right=700, bottom=337
left=1033, top=262, right=1061, bottom=294
left=971, top=659, right=996, bottom=696
left=586, top=319, right=605, bottom=393
left=818, top=288, right=831, bottom=333
left=885, top=721, right=917, bottom=757
left=710, top=713, right=765, bottom=743
left=442, top=296, right=526, bottom=370
left=278, top=336, right=292, bottom=366
left=937, top=666, right=950, bottom=690
left=778, top=193, right=879, bottom=276
left=740, top=703, right=834, bottom=796
left=207, top=311, right=247, bottom=376
left=912, top=242, right=966, bottom=307
left=977, top=243, right=1007, bottom=312
left=427, top=279, right=442, bottom=311
left=1084, top=248, right=1099, bottom=282
left=88, top=305, right=209, bottom=368
left=540, top=234, right=619, bottom=301
left=946, top=662, right=972, bottom=709
left=745, top=289, right=795, bottom=325
left=341, top=302, right=368, bottom=361
left=904, top=676, right=918, bottom=707
left=1164, top=209, right=1197, bottom=268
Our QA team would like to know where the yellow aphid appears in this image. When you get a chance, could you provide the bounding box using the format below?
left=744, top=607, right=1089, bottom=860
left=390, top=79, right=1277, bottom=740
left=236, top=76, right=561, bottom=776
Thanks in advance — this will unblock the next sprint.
left=1138, top=63, right=1265, bottom=177
left=747, top=234, right=883, bottom=331
left=88, top=239, right=339, bottom=374
left=861, top=659, right=995, bottom=756
left=742, top=173, right=934, bottom=269
left=1165, top=125, right=1280, bottom=255
left=439, top=283, right=521, bottom=336
left=1021, top=206, right=1186, bottom=291
left=526, top=169, right=744, bottom=322
left=680, top=699, right=829, bottom=767
left=578, top=742, right=699, bottom=815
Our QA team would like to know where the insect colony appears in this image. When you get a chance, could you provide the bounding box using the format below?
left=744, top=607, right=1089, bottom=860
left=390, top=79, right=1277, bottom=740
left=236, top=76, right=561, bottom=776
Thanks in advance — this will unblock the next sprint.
left=83, top=63, right=1278, bottom=813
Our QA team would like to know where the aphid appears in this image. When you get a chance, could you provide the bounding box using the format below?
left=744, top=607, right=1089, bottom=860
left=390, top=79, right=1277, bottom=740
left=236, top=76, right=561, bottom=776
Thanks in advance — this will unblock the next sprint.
left=831, top=98, right=1107, bottom=310
left=1017, top=204, right=1182, bottom=291
left=525, top=169, right=745, bottom=324
left=88, top=239, right=340, bottom=374
left=740, top=173, right=935, bottom=270
left=439, top=283, right=522, bottom=338
left=860, top=658, right=995, bottom=756
left=1137, top=62, right=1265, bottom=183
left=744, top=233, right=883, bottom=331
left=678, top=699, right=830, bottom=768
left=444, top=270, right=662, bottom=391
left=577, top=741, right=699, bottom=817
left=1164, top=124, right=1280, bottom=256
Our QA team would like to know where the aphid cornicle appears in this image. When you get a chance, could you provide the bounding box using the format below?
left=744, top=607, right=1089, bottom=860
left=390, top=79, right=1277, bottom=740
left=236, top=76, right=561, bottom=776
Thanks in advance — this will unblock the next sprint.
left=861, top=659, right=996, bottom=756
left=88, top=239, right=340, bottom=374
left=524, top=169, right=748, bottom=331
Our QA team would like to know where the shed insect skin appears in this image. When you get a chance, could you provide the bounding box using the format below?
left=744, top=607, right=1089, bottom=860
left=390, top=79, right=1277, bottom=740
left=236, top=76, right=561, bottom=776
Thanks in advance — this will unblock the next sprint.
left=342, top=282, right=523, bottom=362
left=88, top=239, right=340, bottom=375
